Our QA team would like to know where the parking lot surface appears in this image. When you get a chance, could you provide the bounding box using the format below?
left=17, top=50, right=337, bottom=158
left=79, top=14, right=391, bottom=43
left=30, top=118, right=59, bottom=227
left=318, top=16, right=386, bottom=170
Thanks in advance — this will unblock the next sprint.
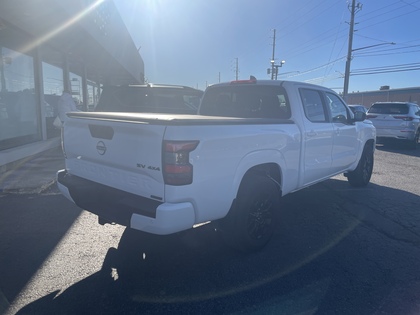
left=1, top=143, right=420, bottom=314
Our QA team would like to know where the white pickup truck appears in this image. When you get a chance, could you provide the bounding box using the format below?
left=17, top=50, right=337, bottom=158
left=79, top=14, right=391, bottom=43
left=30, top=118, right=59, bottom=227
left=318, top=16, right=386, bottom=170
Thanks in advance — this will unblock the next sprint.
left=57, top=78, right=376, bottom=251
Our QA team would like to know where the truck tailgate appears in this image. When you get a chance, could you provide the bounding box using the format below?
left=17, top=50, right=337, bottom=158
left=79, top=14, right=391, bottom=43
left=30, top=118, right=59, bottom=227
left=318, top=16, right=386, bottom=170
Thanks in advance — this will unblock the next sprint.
left=62, top=112, right=166, bottom=201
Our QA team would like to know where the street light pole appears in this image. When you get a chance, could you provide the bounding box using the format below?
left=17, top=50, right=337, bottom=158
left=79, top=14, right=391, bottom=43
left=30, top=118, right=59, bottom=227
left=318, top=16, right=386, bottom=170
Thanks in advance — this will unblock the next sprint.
left=274, top=61, right=285, bottom=80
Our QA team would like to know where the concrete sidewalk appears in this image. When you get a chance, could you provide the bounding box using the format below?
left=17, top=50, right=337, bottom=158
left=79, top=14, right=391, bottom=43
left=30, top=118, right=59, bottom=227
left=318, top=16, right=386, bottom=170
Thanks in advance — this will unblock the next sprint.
left=0, top=147, right=65, bottom=194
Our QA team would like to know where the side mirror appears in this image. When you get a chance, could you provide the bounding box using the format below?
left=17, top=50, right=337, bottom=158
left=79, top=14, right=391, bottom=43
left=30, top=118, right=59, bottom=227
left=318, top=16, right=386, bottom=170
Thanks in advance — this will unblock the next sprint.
left=353, top=111, right=366, bottom=122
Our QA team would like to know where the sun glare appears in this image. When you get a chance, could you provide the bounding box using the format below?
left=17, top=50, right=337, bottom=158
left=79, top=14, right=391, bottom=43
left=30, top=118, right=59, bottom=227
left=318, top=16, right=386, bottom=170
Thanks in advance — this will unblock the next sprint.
left=21, top=0, right=106, bottom=55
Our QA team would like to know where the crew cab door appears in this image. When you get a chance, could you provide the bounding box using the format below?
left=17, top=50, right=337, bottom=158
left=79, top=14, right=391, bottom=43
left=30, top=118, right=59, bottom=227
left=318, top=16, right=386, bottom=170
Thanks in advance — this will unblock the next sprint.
left=299, top=88, right=334, bottom=185
left=325, top=92, right=358, bottom=172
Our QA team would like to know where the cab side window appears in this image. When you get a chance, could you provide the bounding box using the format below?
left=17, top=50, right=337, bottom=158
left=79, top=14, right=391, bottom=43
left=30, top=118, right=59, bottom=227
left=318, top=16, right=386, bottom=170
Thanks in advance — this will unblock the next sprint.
left=326, top=92, right=349, bottom=124
left=300, top=88, right=327, bottom=122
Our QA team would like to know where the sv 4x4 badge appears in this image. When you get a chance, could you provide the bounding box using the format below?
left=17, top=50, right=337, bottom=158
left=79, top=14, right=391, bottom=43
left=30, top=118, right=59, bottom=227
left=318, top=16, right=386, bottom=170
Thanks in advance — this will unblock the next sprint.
left=137, top=163, right=161, bottom=171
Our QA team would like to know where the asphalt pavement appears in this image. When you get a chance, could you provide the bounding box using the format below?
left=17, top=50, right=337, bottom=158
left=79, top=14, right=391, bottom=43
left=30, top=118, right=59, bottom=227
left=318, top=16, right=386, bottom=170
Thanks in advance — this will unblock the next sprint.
left=1, top=144, right=420, bottom=314
left=0, top=146, right=65, bottom=194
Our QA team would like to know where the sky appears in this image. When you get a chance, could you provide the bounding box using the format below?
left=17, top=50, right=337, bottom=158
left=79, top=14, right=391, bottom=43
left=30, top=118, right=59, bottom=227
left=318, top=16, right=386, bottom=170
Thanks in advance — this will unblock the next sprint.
left=114, top=0, right=420, bottom=93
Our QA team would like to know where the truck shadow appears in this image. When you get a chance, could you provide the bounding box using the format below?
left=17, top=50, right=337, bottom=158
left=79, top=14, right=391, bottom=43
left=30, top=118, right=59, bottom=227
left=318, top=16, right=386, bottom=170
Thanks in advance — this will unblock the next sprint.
left=17, top=179, right=420, bottom=315
left=375, top=141, right=420, bottom=157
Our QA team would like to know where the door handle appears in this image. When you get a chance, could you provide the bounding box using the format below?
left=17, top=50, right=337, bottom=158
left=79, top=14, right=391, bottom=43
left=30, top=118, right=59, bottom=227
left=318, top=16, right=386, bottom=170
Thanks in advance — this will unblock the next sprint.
left=307, top=131, right=317, bottom=137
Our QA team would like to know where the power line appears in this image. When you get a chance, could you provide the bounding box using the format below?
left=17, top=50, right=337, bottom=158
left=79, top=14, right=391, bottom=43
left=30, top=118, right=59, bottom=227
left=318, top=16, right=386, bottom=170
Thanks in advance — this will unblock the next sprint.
left=323, top=9, right=347, bottom=84
left=285, top=56, right=346, bottom=78
left=351, top=62, right=420, bottom=75
left=304, top=73, right=342, bottom=84
left=260, top=1, right=420, bottom=86
left=276, top=0, right=337, bottom=39
left=357, top=4, right=420, bottom=31
left=354, top=43, right=420, bottom=55
left=276, top=0, right=346, bottom=59
left=358, top=1, right=405, bottom=20
left=352, top=62, right=420, bottom=71
left=355, top=49, right=420, bottom=57
left=351, top=68, right=420, bottom=75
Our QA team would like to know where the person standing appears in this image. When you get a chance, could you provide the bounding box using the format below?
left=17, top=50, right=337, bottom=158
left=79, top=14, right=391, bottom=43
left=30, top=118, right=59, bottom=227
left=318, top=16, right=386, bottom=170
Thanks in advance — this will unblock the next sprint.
left=57, top=89, right=79, bottom=123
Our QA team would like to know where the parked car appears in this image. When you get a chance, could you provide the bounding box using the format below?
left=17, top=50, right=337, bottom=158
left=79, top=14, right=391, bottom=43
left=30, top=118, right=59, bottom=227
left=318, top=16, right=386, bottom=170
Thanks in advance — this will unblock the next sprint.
left=366, top=102, right=420, bottom=149
left=348, top=104, right=368, bottom=114
left=95, top=84, right=203, bottom=114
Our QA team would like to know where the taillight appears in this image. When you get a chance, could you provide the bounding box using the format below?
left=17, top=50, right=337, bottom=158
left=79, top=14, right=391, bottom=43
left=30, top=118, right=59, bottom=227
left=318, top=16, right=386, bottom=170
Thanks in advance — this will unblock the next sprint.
left=163, top=140, right=199, bottom=185
left=393, top=116, right=413, bottom=121
left=366, top=114, right=377, bottom=119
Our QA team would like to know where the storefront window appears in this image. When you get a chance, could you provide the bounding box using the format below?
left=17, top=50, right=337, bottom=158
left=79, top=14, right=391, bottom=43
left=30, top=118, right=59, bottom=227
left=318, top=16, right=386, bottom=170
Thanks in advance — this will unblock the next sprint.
left=43, top=61, right=63, bottom=138
left=70, top=73, right=83, bottom=109
left=0, top=46, right=40, bottom=150
left=87, top=82, right=101, bottom=111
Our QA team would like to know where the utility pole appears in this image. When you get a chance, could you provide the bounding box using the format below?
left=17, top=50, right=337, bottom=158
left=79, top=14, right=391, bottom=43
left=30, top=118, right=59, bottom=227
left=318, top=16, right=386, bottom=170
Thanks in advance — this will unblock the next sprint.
left=343, top=0, right=362, bottom=99
left=271, top=29, right=276, bottom=80
left=234, top=58, right=239, bottom=80
left=267, top=29, right=285, bottom=80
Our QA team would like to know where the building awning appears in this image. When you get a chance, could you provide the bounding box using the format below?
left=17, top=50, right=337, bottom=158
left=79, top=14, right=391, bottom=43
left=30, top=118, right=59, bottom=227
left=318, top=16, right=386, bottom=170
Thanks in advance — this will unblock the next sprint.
left=0, top=0, right=144, bottom=85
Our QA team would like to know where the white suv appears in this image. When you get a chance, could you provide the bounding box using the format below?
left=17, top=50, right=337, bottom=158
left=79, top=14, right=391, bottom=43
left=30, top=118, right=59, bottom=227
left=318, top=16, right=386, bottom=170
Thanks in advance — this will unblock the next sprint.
left=367, top=102, right=420, bottom=149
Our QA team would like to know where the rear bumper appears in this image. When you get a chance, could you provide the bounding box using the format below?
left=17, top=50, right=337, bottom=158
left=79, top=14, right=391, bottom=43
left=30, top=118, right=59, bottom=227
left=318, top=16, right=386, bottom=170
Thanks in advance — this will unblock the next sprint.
left=375, top=128, right=416, bottom=140
left=56, top=170, right=196, bottom=235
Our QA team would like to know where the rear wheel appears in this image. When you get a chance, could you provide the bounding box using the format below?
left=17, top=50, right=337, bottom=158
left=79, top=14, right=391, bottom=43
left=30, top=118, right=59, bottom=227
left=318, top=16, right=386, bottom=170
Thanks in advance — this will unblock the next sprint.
left=409, top=129, right=420, bottom=150
left=346, top=143, right=374, bottom=187
left=220, top=175, right=280, bottom=252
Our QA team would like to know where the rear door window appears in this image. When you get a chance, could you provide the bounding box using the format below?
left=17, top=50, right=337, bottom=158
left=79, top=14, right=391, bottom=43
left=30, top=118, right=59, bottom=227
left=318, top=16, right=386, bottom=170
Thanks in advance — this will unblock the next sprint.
left=369, top=103, right=409, bottom=114
left=152, top=87, right=202, bottom=114
left=200, top=85, right=291, bottom=119
left=95, top=86, right=203, bottom=114
left=95, top=87, right=151, bottom=112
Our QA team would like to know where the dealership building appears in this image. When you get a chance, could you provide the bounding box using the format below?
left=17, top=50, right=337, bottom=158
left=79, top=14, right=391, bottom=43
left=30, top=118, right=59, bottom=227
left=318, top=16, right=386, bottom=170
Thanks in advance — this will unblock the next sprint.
left=346, top=86, right=420, bottom=109
left=0, top=0, right=144, bottom=171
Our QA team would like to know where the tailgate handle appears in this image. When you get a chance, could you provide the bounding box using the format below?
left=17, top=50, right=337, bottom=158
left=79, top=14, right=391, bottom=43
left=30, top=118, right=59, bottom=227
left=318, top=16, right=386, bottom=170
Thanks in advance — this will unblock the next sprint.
left=89, top=125, right=114, bottom=140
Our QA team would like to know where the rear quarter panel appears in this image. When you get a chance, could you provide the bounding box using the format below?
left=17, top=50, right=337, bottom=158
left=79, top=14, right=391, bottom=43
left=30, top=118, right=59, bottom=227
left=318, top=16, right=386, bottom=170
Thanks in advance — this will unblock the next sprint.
left=163, top=122, right=301, bottom=223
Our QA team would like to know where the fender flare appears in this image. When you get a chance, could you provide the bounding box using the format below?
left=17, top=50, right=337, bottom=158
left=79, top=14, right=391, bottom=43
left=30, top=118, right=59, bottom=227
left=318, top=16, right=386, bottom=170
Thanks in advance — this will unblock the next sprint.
left=231, top=149, right=286, bottom=200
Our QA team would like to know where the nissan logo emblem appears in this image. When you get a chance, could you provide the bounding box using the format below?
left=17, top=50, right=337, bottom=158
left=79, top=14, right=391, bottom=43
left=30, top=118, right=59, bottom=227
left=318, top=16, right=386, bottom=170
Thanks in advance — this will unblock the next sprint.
left=96, top=141, right=106, bottom=155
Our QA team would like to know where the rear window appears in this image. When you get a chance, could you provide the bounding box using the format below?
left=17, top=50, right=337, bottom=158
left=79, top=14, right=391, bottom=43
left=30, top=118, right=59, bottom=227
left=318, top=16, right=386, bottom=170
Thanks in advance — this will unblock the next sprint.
left=368, top=103, right=409, bottom=115
left=199, top=85, right=291, bottom=119
left=95, top=86, right=203, bottom=114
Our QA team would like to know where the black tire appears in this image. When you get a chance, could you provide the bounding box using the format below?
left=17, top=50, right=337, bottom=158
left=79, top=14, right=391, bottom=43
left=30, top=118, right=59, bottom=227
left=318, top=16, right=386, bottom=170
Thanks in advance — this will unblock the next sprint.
left=346, top=143, right=374, bottom=187
left=220, top=175, right=280, bottom=252
left=409, top=129, right=420, bottom=150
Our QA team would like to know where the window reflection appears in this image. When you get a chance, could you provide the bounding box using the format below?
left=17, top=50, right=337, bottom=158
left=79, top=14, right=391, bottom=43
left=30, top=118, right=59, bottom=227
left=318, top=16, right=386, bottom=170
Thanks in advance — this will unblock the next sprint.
left=70, top=74, right=83, bottom=109
left=43, top=61, right=63, bottom=138
left=87, top=83, right=100, bottom=111
left=0, top=46, right=40, bottom=149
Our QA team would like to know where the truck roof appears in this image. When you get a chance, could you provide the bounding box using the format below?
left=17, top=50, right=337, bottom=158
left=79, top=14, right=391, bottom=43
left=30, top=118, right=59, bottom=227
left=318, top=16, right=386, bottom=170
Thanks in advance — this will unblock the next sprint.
left=207, top=78, right=335, bottom=93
